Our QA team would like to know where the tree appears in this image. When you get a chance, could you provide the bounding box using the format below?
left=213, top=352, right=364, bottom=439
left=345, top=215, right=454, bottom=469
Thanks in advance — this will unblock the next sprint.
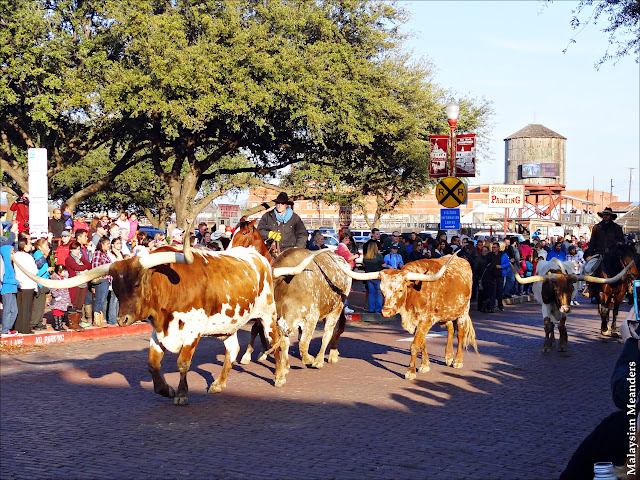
left=556, top=0, right=640, bottom=67
left=0, top=0, right=149, bottom=209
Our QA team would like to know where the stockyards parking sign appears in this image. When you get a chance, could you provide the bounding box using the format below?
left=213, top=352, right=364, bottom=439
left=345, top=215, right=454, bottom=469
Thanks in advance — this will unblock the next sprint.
left=488, top=185, right=525, bottom=208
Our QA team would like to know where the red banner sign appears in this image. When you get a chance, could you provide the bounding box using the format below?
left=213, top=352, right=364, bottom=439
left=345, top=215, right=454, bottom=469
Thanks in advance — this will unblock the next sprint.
left=218, top=204, right=240, bottom=218
left=455, top=134, right=476, bottom=177
left=429, top=135, right=449, bottom=178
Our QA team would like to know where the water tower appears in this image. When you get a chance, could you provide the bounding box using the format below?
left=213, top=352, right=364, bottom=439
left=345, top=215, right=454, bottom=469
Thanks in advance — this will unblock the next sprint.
left=504, top=124, right=566, bottom=186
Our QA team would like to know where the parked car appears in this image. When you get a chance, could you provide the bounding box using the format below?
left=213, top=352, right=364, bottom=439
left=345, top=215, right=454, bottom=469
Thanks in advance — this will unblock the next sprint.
left=138, top=225, right=165, bottom=237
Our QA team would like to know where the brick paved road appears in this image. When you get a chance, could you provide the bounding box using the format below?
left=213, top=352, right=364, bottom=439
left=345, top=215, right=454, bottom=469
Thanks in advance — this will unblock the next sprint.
left=1, top=298, right=629, bottom=480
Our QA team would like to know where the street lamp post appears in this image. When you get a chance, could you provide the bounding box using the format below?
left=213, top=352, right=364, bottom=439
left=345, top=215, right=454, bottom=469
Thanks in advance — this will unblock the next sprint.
left=445, top=98, right=460, bottom=176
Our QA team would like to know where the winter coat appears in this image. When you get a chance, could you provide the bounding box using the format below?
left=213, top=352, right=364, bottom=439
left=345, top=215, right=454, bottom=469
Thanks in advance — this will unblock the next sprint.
left=1, top=245, right=19, bottom=294
left=49, top=273, right=72, bottom=312
left=257, top=209, right=308, bottom=250
left=588, top=220, right=625, bottom=256
left=33, top=250, right=50, bottom=279
left=13, top=251, right=38, bottom=290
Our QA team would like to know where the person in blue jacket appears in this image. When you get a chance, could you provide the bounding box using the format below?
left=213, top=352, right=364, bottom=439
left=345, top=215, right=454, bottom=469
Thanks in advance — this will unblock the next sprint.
left=31, top=238, right=52, bottom=331
left=1, top=244, right=19, bottom=336
left=547, top=241, right=567, bottom=262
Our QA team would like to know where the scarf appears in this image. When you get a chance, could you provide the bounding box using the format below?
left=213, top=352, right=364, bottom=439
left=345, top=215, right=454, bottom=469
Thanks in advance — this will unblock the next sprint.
left=275, top=206, right=293, bottom=224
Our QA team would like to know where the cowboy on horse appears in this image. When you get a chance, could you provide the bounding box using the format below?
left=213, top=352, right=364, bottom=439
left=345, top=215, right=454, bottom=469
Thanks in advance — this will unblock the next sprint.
left=584, top=207, right=637, bottom=336
left=257, top=192, right=308, bottom=257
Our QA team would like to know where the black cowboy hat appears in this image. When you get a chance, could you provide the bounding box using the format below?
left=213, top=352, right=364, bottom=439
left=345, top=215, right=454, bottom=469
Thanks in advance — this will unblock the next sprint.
left=273, top=192, right=293, bottom=205
left=597, top=207, right=617, bottom=220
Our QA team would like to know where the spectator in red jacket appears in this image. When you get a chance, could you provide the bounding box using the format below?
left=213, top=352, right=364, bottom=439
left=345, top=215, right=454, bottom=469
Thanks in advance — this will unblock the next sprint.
left=9, top=192, right=29, bottom=232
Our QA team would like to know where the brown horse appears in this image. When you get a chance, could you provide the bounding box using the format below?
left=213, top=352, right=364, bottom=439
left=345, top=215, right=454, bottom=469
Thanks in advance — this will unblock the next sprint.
left=589, top=244, right=639, bottom=336
left=230, top=219, right=348, bottom=368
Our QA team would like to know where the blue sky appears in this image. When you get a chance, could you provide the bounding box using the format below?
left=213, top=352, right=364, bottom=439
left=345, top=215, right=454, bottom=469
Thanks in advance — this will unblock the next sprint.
left=400, top=1, right=639, bottom=203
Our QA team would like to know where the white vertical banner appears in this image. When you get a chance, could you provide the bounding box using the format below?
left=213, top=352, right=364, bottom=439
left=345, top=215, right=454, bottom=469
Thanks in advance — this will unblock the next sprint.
left=27, top=148, right=49, bottom=239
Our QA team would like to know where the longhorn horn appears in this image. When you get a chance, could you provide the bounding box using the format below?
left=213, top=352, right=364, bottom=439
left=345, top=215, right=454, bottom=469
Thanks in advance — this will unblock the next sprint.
left=405, top=251, right=460, bottom=282
left=13, top=260, right=111, bottom=289
left=335, top=261, right=381, bottom=281
left=578, top=260, right=634, bottom=284
left=139, top=238, right=194, bottom=269
left=272, top=249, right=325, bottom=277
left=511, top=258, right=580, bottom=284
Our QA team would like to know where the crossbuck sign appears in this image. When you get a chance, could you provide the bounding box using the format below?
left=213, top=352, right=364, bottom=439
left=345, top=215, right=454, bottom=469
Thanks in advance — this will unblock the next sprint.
left=488, top=185, right=525, bottom=208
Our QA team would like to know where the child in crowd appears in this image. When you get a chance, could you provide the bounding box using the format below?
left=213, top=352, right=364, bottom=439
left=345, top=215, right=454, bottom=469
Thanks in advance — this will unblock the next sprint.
left=523, top=255, right=534, bottom=295
left=49, top=265, right=72, bottom=332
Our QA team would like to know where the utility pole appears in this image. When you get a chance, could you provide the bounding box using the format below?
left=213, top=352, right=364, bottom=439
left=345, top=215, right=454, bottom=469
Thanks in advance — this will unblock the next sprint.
left=610, top=179, right=613, bottom=205
left=628, top=167, right=636, bottom=202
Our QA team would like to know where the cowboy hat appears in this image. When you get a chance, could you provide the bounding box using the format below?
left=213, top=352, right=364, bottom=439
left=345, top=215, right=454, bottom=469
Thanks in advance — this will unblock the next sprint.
left=273, top=192, right=293, bottom=205
left=597, top=207, right=617, bottom=220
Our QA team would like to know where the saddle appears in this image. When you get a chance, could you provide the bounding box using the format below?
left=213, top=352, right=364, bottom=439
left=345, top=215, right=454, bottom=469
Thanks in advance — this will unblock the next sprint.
left=583, top=255, right=602, bottom=276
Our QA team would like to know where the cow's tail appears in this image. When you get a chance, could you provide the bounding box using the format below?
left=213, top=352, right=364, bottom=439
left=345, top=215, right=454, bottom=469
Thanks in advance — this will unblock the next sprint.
left=463, top=317, right=479, bottom=355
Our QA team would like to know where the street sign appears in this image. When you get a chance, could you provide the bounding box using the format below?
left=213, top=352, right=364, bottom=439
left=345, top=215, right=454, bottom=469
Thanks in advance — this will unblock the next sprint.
left=440, top=208, right=460, bottom=230
left=435, top=176, right=467, bottom=208
left=488, top=184, right=525, bottom=208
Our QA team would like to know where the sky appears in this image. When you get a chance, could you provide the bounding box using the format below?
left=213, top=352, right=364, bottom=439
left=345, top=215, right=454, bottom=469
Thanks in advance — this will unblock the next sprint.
left=400, top=0, right=639, bottom=203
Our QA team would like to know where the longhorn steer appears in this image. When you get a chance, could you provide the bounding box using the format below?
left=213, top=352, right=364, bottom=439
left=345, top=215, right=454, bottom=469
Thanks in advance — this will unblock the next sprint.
left=14, top=241, right=318, bottom=405
left=231, top=220, right=350, bottom=370
left=513, top=257, right=632, bottom=353
left=341, top=254, right=477, bottom=379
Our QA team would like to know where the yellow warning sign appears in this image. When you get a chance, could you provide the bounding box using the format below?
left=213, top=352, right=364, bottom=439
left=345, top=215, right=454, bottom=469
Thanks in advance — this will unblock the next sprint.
left=436, top=177, right=467, bottom=208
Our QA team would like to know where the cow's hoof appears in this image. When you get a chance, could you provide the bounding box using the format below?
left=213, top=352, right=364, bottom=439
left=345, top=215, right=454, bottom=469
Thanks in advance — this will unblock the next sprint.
left=275, top=378, right=286, bottom=388
left=601, top=329, right=610, bottom=336
left=301, top=354, right=314, bottom=365
left=541, top=346, right=551, bottom=353
left=173, top=396, right=189, bottom=406
left=239, top=354, right=251, bottom=365
left=328, top=350, right=339, bottom=364
left=311, top=360, right=324, bottom=369
left=444, top=356, right=453, bottom=367
left=165, top=386, right=176, bottom=398
left=452, top=360, right=463, bottom=369
left=404, top=371, right=416, bottom=380
left=418, top=364, right=430, bottom=373
left=257, top=353, right=268, bottom=362
left=208, top=383, right=223, bottom=394
left=558, top=344, right=568, bottom=353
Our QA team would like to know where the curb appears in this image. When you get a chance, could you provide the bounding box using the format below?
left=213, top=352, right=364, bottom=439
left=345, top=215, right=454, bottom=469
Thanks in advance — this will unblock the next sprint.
left=0, top=322, right=152, bottom=347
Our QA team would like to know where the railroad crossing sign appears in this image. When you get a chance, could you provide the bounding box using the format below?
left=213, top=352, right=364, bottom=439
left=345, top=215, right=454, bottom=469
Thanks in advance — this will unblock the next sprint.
left=435, top=176, right=467, bottom=208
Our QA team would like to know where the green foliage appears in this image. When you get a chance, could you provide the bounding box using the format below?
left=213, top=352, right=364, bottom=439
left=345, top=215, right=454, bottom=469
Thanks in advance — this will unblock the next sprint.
left=552, top=0, right=640, bottom=67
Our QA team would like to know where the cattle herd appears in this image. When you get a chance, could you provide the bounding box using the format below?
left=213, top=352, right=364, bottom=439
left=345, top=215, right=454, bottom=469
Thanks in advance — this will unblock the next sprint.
left=13, top=226, right=636, bottom=406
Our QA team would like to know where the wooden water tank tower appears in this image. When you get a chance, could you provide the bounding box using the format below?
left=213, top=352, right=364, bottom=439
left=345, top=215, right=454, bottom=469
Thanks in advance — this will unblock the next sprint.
left=504, top=124, right=566, bottom=186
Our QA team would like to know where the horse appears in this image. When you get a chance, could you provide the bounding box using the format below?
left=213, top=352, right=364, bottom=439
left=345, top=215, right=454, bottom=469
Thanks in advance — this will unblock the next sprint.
left=230, top=219, right=349, bottom=368
left=588, top=243, right=639, bottom=336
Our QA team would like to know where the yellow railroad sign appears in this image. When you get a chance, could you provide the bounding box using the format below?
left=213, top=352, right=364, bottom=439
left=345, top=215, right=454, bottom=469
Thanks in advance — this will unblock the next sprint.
left=436, top=177, right=467, bottom=208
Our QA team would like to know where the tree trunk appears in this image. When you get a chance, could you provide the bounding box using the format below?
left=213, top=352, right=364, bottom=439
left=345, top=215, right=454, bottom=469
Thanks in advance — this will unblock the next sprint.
left=168, top=168, right=199, bottom=234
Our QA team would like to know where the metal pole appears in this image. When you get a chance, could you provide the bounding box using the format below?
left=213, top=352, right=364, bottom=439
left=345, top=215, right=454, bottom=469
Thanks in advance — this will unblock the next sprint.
left=628, top=167, right=636, bottom=202
left=450, top=125, right=456, bottom=176
left=610, top=179, right=613, bottom=205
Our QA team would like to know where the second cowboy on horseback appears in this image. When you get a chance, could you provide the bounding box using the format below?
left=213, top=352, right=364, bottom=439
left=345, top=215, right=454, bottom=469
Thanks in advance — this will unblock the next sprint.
left=583, top=206, right=626, bottom=295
